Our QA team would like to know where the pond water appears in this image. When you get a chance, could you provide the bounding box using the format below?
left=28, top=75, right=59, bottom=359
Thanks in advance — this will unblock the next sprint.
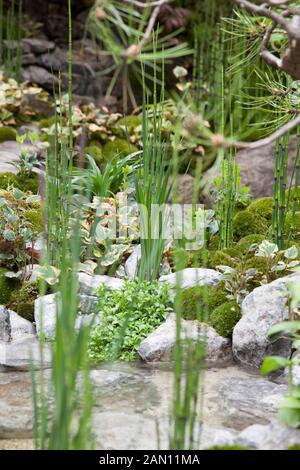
left=0, top=362, right=263, bottom=450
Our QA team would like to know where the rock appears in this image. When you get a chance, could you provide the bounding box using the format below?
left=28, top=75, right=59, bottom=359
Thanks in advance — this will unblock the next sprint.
left=236, top=420, right=300, bottom=450
left=78, top=273, right=124, bottom=297
left=75, top=313, right=101, bottom=330
left=0, top=307, right=34, bottom=342
left=0, top=306, right=10, bottom=342
left=168, top=174, right=198, bottom=204
left=36, top=49, right=64, bottom=72
left=34, top=293, right=57, bottom=340
left=159, top=268, right=221, bottom=290
left=137, top=313, right=232, bottom=366
left=0, top=336, right=52, bottom=370
left=9, top=310, right=35, bottom=340
left=219, top=377, right=288, bottom=429
left=22, top=38, right=55, bottom=54
left=124, top=245, right=141, bottom=279
left=22, top=66, right=56, bottom=90
left=90, top=370, right=141, bottom=390
left=93, top=412, right=168, bottom=450
left=232, top=275, right=300, bottom=369
left=203, top=136, right=299, bottom=200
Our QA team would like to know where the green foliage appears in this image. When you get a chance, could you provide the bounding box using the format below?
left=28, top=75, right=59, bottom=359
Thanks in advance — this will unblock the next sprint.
left=210, top=301, right=241, bottom=338
left=209, top=250, right=238, bottom=270
left=285, top=212, right=300, bottom=243
left=207, top=445, right=250, bottom=450
left=0, top=171, right=39, bottom=194
left=102, top=139, right=137, bottom=162
left=233, top=211, right=268, bottom=241
left=247, top=197, right=274, bottom=222
left=0, top=267, right=19, bottom=304
left=255, top=240, right=300, bottom=283
left=287, top=445, right=300, bottom=450
left=174, top=283, right=228, bottom=322
left=115, top=115, right=142, bottom=136
left=39, top=117, right=56, bottom=129
left=0, top=126, right=17, bottom=142
left=24, top=207, right=43, bottom=234
left=237, top=234, right=266, bottom=254
left=9, top=280, right=39, bottom=322
left=0, top=172, right=18, bottom=189
left=286, top=186, right=300, bottom=212
left=88, top=280, right=172, bottom=362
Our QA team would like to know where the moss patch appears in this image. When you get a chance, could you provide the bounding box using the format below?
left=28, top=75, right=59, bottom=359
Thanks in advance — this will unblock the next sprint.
left=0, top=126, right=17, bottom=143
left=0, top=268, right=20, bottom=305
left=175, top=283, right=228, bottom=321
left=210, top=301, right=241, bottom=338
left=85, top=145, right=103, bottom=166
left=247, top=197, right=273, bottom=222
left=9, top=281, right=40, bottom=322
left=102, top=139, right=137, bottom=162
left=233, top=211, right=268, bottom=241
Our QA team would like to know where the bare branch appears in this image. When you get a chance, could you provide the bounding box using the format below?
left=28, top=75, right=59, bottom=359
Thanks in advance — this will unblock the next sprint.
left=230, top=114, right=300, bottom=149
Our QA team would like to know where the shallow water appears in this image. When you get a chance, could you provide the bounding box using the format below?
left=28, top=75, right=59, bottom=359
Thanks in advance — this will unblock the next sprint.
left=0, top=361, right=263, bottom=450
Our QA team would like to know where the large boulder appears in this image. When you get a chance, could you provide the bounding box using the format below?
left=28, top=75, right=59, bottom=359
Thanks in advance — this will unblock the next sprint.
left=137, top=313, right=232, bottom=366
left=0, top=336, right=52, bottom=370
left=235, top=420, right=300, bottom=450
left=219, top=377, right=288, bottom=429
left=232, top=275, right=300, bottom=369
left=159, top=268, right=221, bottom=290
left=0, top=306, right=35, bottom=342
left=124, top=245, right=141, bottom=280
left=78, top=272, right=124, bottom=296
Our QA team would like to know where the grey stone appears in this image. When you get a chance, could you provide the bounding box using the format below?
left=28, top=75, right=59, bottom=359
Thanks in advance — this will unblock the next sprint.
left=22, top=38, right=55, bottom=54
left=168, top=174, right=198, bottom=204
left=124, top=245, right=141, bottom=279
left=159, top=268, right=221, bottom=290
left=137, top=313, right=232, bottom=366
left=0, top=306, right=10, bottom=342
left=236, top=420, right=300, bottom=450
left=22, top=66, right=56, bottom=89
left=9, top=310, right=35, bottom=340
left=78, top=272, right=124, bottom=297
left=34, top=293, right=57, bottom=340
left=219, top=377, right=288, bottom=429
left=232, top=275, right=300, bottom=369
left=36, top=49, right=64, bottom=72
left=0, top=336, right=52, bottom=370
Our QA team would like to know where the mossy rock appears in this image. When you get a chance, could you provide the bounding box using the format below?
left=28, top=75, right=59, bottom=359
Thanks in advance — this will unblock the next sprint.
left=87, top=139, right=102, bottom=149
left=247, top=197, right=273, bottom=222
left=39, top=117, right=56, bottom=129
left=0, top=172, right=18, bottom=190
left=208, top=234, right=220, bottom=251
left=237, top=234, right=266, bottom=254
left=171, top=247, right=210, bottom=270
left=24, top=207, right=43, bottom=233
left=0, top=126, right=17, bottom=143
left=85, top=145, right=103, bottom=165
left=233, top=211, right=268, bottom=241
left=114, top=115, right=142, bottom=136
left=175, top=283, right=228, bottom=321
left=210, top=301, right=241, bottom=338
left=9, top=281, right=40, bottom=322
left=209, top=250, right=239, bottom=270
left=0, top=268, right=20, bottom=305
left=15, top=173, right=39, bottom=194
left=287, top=444, right=300, bottom=450
left=102, top=139, right=138, bottom=162
left=284, top=211, right=300, bottom=243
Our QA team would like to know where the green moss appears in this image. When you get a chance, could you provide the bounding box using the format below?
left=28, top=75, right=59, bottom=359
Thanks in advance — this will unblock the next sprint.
left=247, top=197, right=273, bottom=222
left=287, top=444, right=300, bottom=450
left=24, top=207, right=43, bottom=233
left=209, top=250, right=238, bottom=270
left=0, top=126, right=17, bottom=143
left=39, top=117, right=56, bottom=129
left=0, top=172, right=18, bottom=190
left=0, top=268, right=20, bottom=305
left=9, top=281, right=40, bottom=322
left=102, top=139, right=138, bottom=162
left=85, top=145, right=103, bottom=165
left=210, top=301, right=241, bottom=338
left=233, top=211, right=268, bottom=241
left=15, top=173, right=39, bottom=194
left=286, top=186, right=300, bottom=212
left=88, top=139, right=102, bottom=149
left=171, top=247, right=210, bottom=270
left=285, top=211, right=300, bottom=243
left=208, top=234, right=220, bottom=251
left=115, top=115, right=141, bottom=135
left=237, top=234, right=266, bottom=253
left=175, top=283, right=228, bottom=321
